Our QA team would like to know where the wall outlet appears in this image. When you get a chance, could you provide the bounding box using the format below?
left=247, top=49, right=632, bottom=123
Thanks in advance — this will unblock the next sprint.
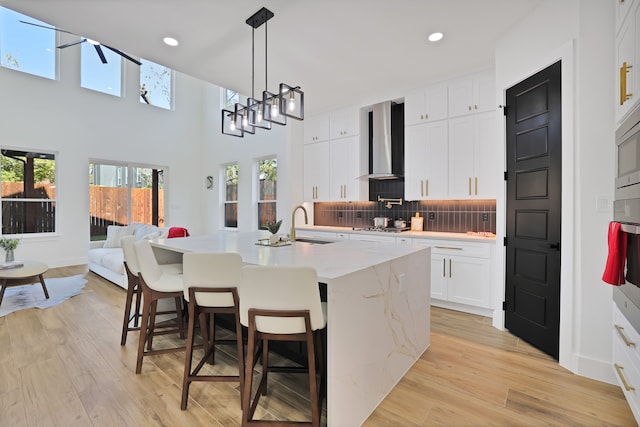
left=428, top=212, right=435, bottom=220
left=482, top=213, right=489, bottom=222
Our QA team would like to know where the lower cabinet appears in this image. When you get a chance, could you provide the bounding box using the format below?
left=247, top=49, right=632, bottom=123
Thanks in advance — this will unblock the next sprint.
left=613, top=302, right=640, bottom=424
left=294, top=229, right=494, bottom=315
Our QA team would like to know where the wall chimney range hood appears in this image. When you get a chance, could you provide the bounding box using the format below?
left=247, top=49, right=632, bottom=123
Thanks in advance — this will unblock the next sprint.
left=359, top=101, right=404, bottom=180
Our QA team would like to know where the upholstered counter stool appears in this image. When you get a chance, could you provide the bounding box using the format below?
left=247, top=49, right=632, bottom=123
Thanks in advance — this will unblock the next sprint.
left=133, top=239, right=186, bottom=374
left=239, top=265, right=326, bottom=427
left=181, top=252, right=244, bottom=410
left=120, top=235, right=183, bottom=346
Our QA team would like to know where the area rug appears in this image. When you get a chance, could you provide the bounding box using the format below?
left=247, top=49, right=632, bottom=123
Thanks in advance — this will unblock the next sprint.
left=0, top=274, right=87, bottom=317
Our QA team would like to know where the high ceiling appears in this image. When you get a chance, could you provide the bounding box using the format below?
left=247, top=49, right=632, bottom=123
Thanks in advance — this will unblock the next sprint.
left=0, top=0, right=542, bottom=115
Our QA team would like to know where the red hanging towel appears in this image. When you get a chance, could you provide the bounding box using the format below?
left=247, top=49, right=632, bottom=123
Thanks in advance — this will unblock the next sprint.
left=168, top=227, right=190, bottom=238
left=602, top=221, right=627, bottom=285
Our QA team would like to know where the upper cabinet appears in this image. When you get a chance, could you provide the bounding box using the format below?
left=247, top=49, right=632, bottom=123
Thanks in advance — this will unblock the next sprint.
left=448, top=69, right=496, bottom=118
left=304, top=114, right=330, bottom=144
left=404, top=83, right=448, bottom=126
left=616, top=1, right=640, bottom=125
left=404, top=121, right=449, bottom=200
left=617, top=0, right=637, bottom=32
left=330, top=107, right=360, bottom=139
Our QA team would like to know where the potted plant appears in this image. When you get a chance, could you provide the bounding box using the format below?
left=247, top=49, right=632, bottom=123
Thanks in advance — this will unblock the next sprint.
left=0, top=237, right=20, bottom=262
left=266, top=219, right=283, bottom=245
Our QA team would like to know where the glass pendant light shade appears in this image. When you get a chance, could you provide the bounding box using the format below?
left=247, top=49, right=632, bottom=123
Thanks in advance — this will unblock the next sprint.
left=262, top=90, right=286, bottom=125
left=221, top=108, right=244, bottom=137
left=279, top=83, right=304, bottom=120
left=235, top=102, right=255, bottom=134
left=247, top=97, right=271, bottom=129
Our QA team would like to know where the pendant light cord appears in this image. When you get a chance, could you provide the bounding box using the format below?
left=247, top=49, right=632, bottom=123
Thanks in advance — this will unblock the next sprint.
left=251, top=26, right=255, bottom=99
left=264, top=20, right=268, bottom=93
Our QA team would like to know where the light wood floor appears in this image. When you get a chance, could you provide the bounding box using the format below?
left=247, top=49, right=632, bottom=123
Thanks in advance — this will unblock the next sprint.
left=0, top=265, right=636, bottom=426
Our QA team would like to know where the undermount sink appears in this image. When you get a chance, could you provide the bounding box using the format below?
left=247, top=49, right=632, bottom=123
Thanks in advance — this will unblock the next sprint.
left=294, top=237, right=334, bottom=245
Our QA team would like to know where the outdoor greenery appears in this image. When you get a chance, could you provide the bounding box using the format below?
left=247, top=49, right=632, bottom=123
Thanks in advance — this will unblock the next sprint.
left=1, top=155, right=56, bottom=183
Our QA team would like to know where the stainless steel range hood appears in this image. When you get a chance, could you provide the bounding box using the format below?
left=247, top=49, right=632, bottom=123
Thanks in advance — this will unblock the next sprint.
left=359, top=101, right=402, bottom=180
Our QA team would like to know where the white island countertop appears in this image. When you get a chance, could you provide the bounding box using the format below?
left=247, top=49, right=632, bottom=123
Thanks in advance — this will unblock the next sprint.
left=151, top=231, right=429, bottom=280
left=151, top=230, right=431, bottom=426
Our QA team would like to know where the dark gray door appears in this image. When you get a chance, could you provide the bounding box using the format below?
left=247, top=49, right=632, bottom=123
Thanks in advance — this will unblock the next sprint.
left=505, top=61, right=562, bottom=359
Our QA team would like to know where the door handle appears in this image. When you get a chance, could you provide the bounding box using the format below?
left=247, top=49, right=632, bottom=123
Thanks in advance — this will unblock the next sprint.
left=549, top=242, right=560, bottom=251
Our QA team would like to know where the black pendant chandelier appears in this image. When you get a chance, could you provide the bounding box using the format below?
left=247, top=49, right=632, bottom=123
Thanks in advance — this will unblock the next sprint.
left=222, top=7, right=304, bottom=137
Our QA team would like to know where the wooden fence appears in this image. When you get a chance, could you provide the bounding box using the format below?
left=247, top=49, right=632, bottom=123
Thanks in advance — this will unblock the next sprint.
left=1, top=183, right=56, bottom=234
left=89, top=187, right=164, bottom=237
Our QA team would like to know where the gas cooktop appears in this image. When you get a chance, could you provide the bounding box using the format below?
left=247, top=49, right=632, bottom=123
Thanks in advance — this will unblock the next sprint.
left=352, top=226, right=410, bottom=233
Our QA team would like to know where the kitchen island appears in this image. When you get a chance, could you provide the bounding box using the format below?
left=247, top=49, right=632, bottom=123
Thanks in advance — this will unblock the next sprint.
left=151, top=231, right=431, bottom=426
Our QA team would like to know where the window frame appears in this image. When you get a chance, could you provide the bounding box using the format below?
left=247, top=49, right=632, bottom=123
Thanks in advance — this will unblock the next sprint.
left=222, top=163, right=239, bottom=229
left=80, top=41, right=123, bottom=97
left=0, top=147, right=58, bottom=237
left=256, top=156, right=277, bottom=231
left=139, top=58, right=173, bottom=110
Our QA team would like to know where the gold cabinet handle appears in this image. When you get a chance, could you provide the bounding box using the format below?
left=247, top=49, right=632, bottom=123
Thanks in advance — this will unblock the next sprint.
left=468, top=177, right=472, bottom=195
left=621, top=61, right=633, bottom=106
left=449, top=259, right=452, bottom=278
left=615, top=363, right=636, bottom=391
left=615, top=325, right=636, bottom=347
left=435, top=246, right=463, bottom=250
left=475, top=177, right=478, bottom=195
left=420, top=180, right=424, bottom=197
left=442, top=259, right=446, bottom=277
left=425, top=179, right=429, bottom=197
left=425, top=113, right=428, bottom=119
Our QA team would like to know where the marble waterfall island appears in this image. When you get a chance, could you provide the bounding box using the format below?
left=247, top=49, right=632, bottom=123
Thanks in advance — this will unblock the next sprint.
left=151, top=231, right=431, bottom=426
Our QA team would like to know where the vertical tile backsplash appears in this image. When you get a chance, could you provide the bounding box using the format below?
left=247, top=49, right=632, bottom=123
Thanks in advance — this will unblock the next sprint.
left=313, top=199, right=496, bottom=233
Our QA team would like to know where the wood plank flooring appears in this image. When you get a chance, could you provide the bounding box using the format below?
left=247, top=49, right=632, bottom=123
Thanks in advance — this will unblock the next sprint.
left=0, top=265, right=635, bottom=426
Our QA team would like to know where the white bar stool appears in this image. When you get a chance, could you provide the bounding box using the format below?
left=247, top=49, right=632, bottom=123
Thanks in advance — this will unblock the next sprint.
left=239, top=265, right=326, bottom=427
left=133, top=239, right=186, bottom=374
left=181, top=251, right=244, bottom=410
left=120, top=235, right=182, bottom=346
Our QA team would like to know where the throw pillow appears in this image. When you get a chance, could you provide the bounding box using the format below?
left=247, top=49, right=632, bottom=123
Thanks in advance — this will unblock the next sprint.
left=104, top=225, right=132, bottom=248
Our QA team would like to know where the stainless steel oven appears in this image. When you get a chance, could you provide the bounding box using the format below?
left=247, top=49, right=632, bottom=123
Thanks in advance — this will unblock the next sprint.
left=616, top=105, right=640, bottom=201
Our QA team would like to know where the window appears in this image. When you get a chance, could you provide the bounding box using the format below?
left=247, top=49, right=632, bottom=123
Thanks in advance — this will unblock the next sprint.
left=1, top=149, right=56, bottom=235
left=89, top=162, right=164, bottom=240
left=257, top=158, right=277, bottom=230
left=224, top=164, right=238, bottom=228
left=81, top=41, right=122, bottom=96
left=0, top=6, right=55, bottom=79
left=140, top=58, right=172, bottom=109
left=225, top=88, right=239, bottom=108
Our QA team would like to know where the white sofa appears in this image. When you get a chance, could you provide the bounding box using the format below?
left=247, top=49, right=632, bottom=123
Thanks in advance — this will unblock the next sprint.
left=88, top=223, right=169, bottom=289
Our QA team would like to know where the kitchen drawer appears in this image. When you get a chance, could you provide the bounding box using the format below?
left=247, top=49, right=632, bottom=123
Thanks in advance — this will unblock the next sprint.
left=418, top=239, right=491, bottom=258
left=614, top=327, right=640, bottom=419
left=349, top=233, right=396, bottom=243
left=396, top=236, right=413, bottom=245
left=615, top=304, right=640, bottom=365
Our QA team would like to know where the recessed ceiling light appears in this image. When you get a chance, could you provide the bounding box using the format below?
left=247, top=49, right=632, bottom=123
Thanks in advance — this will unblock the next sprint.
left=163, top=37, right=179, bottom=47
left=428, top=32, right=443, bottom=42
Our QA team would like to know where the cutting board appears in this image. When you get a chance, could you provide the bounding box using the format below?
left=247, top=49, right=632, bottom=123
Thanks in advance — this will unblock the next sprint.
left=411, top=217, right=424, bottom=231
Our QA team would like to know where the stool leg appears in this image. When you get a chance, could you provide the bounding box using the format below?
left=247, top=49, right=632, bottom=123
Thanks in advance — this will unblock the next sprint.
left=133, top=285, right=142, bottom=328
left=0, top=280, right=7, bottom=306
left=121, top=279, right=137, bottom=346
left=306, top=330, right=320, bottom=427
left=147, top=299, right=158, bottom=351
left=181, top=299, right=197, bottom=410
left=135, top=290, right=153, bottom=374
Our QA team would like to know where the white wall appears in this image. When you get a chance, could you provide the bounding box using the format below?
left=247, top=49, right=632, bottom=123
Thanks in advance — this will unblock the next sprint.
left=0, top=45, right=205, bottom=267
left=495, top=0, right=616, bottom=383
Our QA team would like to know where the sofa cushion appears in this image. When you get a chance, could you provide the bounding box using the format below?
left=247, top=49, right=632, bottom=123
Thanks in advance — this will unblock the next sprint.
left=88, top=247, right=117, bottom=265
left=101, top=251, right=125, bottom=275
left=131, top=223, right=161, bottom=241
left=104, top=225, right=133, bottom=248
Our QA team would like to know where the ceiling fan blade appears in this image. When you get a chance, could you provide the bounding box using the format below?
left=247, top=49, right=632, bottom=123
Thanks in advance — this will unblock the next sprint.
left=94, top=44, right=108, bottom=64
left=19, top=20, right=77, bottom=35
left=102, top=44, right=142, bottom=66
left=57, top=39, right=87, bottom=49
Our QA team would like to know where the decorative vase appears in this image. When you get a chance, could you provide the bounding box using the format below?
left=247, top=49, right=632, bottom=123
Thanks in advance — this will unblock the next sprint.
left=5, top=249, right=14, bottom=262
left=269, top=234, right=279, bottom=245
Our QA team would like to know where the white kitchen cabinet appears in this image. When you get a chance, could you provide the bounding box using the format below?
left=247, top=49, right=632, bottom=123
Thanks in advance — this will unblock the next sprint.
left=448, top=111, right=499, bottom=199
left=413, top=238, right=492, bottom=314
left=616, top=1, right=640, bottom=125
left=304, top=114, right=330, bottom=144
left=404, top=120, right=449, bottom=200
left=303, top=142, right=330, bottom=201
left=404, top=83, right=448, bottom=126
left=613, top=302, right=640, bottom=424
left=330, top=107, right=360, bottom=139
left=330, top=136, right=364, bottom=201
left=348, top=233, right=397, bottom=243
left=448, top=69, right=496, bottom=118
left=617, top=0, right=637, bottom=34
